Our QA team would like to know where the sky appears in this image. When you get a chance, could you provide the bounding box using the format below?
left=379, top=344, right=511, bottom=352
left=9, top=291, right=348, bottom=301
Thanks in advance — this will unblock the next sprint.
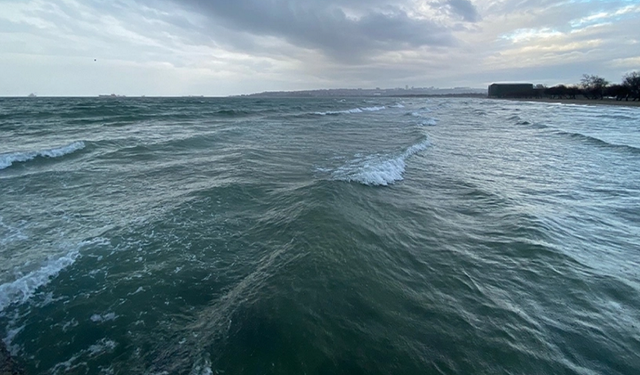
left=1, top=0, right=639, bottom=96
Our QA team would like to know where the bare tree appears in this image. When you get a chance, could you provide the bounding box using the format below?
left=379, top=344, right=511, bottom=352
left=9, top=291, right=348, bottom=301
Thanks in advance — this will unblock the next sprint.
left=605, top=84, right=630, bottom=101
left=580, top=74, right=609, bottom=99
left=622, top=71, right=640, bottom=101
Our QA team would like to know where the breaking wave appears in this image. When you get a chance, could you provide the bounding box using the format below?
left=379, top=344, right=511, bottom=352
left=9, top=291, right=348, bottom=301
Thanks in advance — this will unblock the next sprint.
left=0, top=141, right=85, bottom=170
left=332, top=138, right=430, bottom=186
left=0, top=251, right=79, bottom=312
left=0, top=237, right=107, bottom=312
left=313, top=106, right=386, bottom=116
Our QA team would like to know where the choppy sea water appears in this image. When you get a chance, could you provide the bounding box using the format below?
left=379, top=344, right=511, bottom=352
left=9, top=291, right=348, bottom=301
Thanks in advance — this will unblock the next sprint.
left=1, top=97, right=639, bottom=374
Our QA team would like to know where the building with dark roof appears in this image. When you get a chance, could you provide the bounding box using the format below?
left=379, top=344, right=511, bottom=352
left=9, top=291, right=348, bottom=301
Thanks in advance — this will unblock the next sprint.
left=488, top=83, right=534, bottom=98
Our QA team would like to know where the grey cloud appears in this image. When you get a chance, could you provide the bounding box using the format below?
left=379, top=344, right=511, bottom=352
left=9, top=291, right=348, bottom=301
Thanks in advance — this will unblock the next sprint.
left=162, top=0, right=457, bottom=61
left=444, top=0, right=480, bottom=22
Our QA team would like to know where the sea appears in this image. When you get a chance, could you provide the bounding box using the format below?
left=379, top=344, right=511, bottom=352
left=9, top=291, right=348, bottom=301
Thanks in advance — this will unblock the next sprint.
left=0, top=96, right=639, bottom=374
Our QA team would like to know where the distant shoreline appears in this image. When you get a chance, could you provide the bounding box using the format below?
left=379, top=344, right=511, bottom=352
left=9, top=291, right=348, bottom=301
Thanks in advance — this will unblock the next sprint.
left=494, top=97, right=640, bottom=108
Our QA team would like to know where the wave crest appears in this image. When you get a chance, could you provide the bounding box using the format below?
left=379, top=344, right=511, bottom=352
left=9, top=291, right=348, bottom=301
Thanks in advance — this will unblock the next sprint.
left=419, top=118, right=438, bottom=126
left=313, top=106, right=386, bottom=116
left=0, top=237, right=109, bottom=312
left=0, top=251, right=79, bottom=312
left=332, top=138, right=430, bottom=186
left=406, top=109, right=432, bottom=118
left=556, top=131, right=640, bottom=154
left=0, top=141, right=85, bottom=170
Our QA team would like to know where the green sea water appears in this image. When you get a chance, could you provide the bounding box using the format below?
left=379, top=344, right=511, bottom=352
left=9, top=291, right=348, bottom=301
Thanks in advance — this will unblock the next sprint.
left=1, top=97, right=639, bottom=374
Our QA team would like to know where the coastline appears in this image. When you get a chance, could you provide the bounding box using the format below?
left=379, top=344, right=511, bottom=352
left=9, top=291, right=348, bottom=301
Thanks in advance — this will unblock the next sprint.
left=493, top=97, right=640, bottom=108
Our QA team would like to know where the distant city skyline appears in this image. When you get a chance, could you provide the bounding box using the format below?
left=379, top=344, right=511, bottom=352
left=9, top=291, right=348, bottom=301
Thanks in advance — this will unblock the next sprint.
left=2, top=0, right=639, bottom=96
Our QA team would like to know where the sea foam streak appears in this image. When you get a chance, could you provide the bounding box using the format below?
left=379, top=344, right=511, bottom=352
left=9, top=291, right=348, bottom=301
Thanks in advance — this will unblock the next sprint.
left=0, top=141, right=85, bottom=170
left=332, top=138, right=430, bottom=186
left=313, top=106, right=386, bottom=116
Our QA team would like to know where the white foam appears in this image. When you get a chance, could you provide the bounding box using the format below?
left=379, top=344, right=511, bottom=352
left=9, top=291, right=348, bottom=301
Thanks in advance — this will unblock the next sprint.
left=190, top=355, right=213, bottom=375
left=51, top=338, right=116, bottom=373
left=0, top=250, right=80, bottom=312
left=419, top=118, right=438, bottom=126
left=90, top=312, right=118, bottom=322
left=0, top=216, right=29, bottom=246
left=2, top=324, right=25, bottom=355
left=88, top=339, right=117, bottom=356
left=0, top=237, right=106, bottom=312
left=313, top=106, right=386, bottom=116
left=409, top=110, right=433, bottom=117
left=361, top=106, right=386, bottom=112
left=337, top=157, right=406, bottom=186
left=332, top=138, right=430, bottom=186
left=0, top=141, right=85, bottom=170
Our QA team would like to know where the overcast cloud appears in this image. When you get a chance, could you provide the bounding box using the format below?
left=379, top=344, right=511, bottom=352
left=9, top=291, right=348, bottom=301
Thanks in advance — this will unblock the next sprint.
left=1, top=0, right=639, bottom=95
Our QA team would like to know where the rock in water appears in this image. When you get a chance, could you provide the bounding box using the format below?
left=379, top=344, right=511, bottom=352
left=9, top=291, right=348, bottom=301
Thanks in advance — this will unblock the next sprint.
left=0, top=341, right=23, bottom=375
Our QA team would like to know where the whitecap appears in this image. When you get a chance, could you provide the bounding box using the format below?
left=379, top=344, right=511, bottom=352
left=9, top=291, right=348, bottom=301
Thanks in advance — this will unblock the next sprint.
left=90, top=312, right=118, bottom=323
left=2, top=324, right=24, bottom=355
left=190, top=356, right=213, bottom=375
left=408, top=109, right=431, bottom=117
left=314, top=167, right=333, bottom=173
left=313, top=106, right=385, bottom=116
left=0, top=141, right=85, bottom=170
left=87, top=339, right=117, bottom=356
left=0, top=237, right=106, bottom=312
left=419, top=118, right=438, bottom=126
left=361, top=106, right=386, bottom=112
left=0, top=250, right=80, bottom=312
left=332, top=138, right=430, bottom=186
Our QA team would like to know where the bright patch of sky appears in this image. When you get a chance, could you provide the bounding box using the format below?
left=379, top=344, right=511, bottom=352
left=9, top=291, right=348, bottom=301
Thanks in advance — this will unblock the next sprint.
left=569, top=3, right=640, bottom=27
left=501, top=28, right=563, bottom=43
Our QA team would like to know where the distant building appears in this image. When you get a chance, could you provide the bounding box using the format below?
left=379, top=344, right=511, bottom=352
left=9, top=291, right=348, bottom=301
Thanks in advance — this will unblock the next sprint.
left=488, top=83, right=534, bottom=98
